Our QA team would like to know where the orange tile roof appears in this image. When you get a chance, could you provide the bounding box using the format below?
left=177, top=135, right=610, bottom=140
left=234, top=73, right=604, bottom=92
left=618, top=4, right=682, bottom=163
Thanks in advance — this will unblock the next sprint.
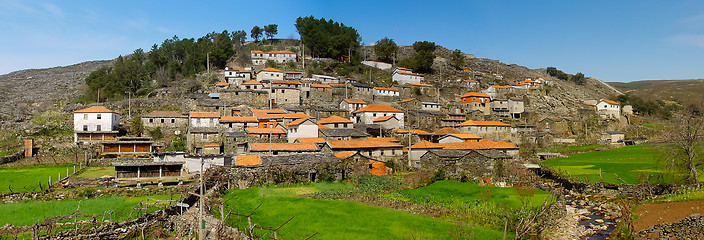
left=242, top=80, right=263, bottom=85
left=368, top=137, right=399, bottom=142
left=267, top=50, right=296, bottom=54
left=374, top=87, right=398, bottom=91
left=353, top=104, right=403, bottom=113
left=369, top=160, right=391, bottom=175
left=297, top=138, right=326, bottom=143
left=317, top=124, right=330, bottom=129
left=311, top=84, right=332, bottom=88
left=245, top=127, right=286, bottom=134
left=272, top=80, right=300, bottom=85
left=602, top=99, right=620, bottom=105
left=410, top=140, right=443, bottom=149
left=330, top=83, right=346, bottom=87
left=143, top=111, right=185, bottom=118
left=456, top=120, right=511, bottom=127
left=300, top=80, right=311, bottom=83
left=399, top=98, right=416, bottom=103
left=391, top=128, right=409, bottom=134
left=249, top=143, right=318, bottom=151
left=190, top=112, right=219, bottom=118
left=373, top=115, right=395, bottom=122
left=492, top=85, right=512, bottom=89
left=216, top=82, right=229, bottom=86
left=286, top=71, right=303, bottom=74
left=397, top=71, right=423, bottom=76
left=583, top=102, right=596, bottom=106
left=251, top=50, right=264, bottom=53
left=203, top=144, right=220, bottom=148
left=74, top=106, right=118, bottom=114
left=327, top=140, right=403, bottom=149
left=269, top=113, right=314, bottom=119
left=464, top=80, right=479, bottom=83
left=407, top=82, right=433, bottom=87
left=261, top=67, right=281, bottom=72
left=447, top=133, right=482, bottom=139
left=433, top=127, right=460, bottom=135
left=440, top=139, right=518, bottom=150
left=235, top=155, right=262, bottom=166
left=220, top=116, right=258, bottom=122
left=318, top=115, right=353, bottom=124
left=343, top=98, right=367, bottom=104
left=460, top=92, right=490, bottom=98
left=285, top=118, right=313, bottom=127
left=397, top=67, right=413, bottom=71
left=335, top=151, right=357, bottom=159
left=409, top=129, right=429, bottom=134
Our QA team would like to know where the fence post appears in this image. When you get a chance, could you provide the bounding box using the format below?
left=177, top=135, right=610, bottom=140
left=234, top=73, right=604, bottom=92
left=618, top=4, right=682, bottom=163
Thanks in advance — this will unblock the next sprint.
left=49, top=176, right=51, bottom=186
left=74, top=165, right=76, bottom=174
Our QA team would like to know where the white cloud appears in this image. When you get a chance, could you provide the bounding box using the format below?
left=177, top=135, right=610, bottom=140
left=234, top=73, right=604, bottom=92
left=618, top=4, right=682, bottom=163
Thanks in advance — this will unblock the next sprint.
left=667, top=34, right=704, bottom=48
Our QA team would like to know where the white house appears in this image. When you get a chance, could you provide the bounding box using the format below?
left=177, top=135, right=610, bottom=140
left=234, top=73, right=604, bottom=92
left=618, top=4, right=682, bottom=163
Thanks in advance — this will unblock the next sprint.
left=285, top=118, right=319, bottom=143
left=240, top=80, right=264, bottom=90
left=351, top=104, right=404, bottom=127
left=224, top=67, right=252, bottom=86
left=392, top=67, right=424, bottom=85
left=597, top=99, right=621, bottom=119
left=312, top=74, right=339, bottom=84
left=251, top=50, right=297, bottom=65
left=373, top=115, right=403, bottom=129
left=256, top=67, right=284, bottom=82
left=73, top=106, right=120, bottom=143
left=421, top=102, right=442, bottom=112
left=373, top=87, right=399, bottom=97
left=318, top=115, right=354, bottom=129
left=340, top=99, right=367, bottom=113
left=189, top=112, right=220, bottom=128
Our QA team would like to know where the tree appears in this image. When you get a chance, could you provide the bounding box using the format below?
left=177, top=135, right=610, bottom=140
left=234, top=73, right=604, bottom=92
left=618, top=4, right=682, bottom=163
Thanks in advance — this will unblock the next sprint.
left=546, top=67, right=569, bottom=80
left=130, top=116, right=144, bottom=137
left=450, top=49, right=465, bottom=70
left=295, top=16, right=361, bottom=59
left=231, top=30, right=247, bottom=44
left=662, top=103, right=704, bottom=186
left=411, top=41, right=436, bottom=73
left=250, top=26, right=263, bottom=42
left=374, top=37, right=397, bottom=63
left=264, top=24, right=278, bottom=40
left=570, top=72, right=585, bottom=85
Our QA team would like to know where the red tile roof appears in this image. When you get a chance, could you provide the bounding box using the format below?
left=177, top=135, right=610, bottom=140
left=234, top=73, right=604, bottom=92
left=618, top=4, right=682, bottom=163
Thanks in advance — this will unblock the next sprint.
left=249, top=143, right=319, bottom=151
left=297, top=138, right=326, bottom=143
left=261, top=67, right=281, bottom=72
left=440, top=139, right=518, bottom=150
left=241, top=80, right=263, bottom=85
left=220, top=116, right=258, bottom=122
left=456, top=120, right=510, bottom=127
left=410, top=140, right=443, bottom=149
left=399, top=98, right=416, bottom=103
left=216, top=82, right=229, bottom=86
left=446, top=133, right=482, bottom=139
left=318, top=115, right=353, bottom=124
left=602, top=99, right=620, bottom=105
left=373, top=115, right=395, bottom=122
left=353, top=104, right=403, bottom=113
left=245, top=128, right=286, bottom=134
left=235, top=155, right=262, bottom=166
left=433, top=127, right=460, bottom=135
left=251, top=50, right=264, bottom=53
left=343, top=98, right=367, bottom=104
left=335, top=151, right=356, bottom=159
left=285, top=118, right=314, bottom=127
left=460, top=92, right=490, bottom=98
left=327, top=140, right=403, bottom=149
left=311, top=84, right=332, bottom=88
left=74, top=106, right=118, bottom=114
left=407, top=82, right=433, bottom=87
left=391, top=128, right=409, bottom=134
left=203, top=144, right=220, bottom=148
left=272, top=80, right=300, bottom=85
left=190, top=112, right=219, bottom=118
left=267, top=50, right=296, bottom=54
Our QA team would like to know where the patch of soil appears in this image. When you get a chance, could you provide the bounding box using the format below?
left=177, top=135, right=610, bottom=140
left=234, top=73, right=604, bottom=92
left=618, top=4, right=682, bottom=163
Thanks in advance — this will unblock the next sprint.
left=634, top=200, right=704, bottom=231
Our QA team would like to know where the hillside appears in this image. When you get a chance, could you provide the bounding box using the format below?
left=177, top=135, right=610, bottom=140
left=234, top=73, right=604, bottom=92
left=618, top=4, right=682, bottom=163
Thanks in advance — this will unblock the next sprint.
left=0, top=60, right=112, bottom=125
left=610, top=79, right=704, bottom=104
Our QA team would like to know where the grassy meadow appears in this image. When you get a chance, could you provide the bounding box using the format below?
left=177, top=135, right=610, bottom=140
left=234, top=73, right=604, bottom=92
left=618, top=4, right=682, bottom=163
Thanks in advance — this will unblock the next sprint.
left=541, top=145, right=668, bottom=184
left=0, top=164, right=78, bottom=193
left=222, top=182, right=506, bottom=239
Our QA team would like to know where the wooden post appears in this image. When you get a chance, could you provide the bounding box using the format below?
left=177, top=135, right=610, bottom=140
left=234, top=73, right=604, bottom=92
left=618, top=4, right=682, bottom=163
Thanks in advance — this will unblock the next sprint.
left=49, top=176, right=51, bottom=186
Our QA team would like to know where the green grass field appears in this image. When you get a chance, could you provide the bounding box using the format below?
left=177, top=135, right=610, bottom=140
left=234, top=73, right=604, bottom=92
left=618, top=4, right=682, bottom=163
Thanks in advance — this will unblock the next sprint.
left=0, top=194, right=179, bottom=226
left=542, top=145, right=666, bottom=184
left=541, top=144, right=607, bottom=154
left=650, top=188, right=704, bottom=203
left=386, top=180, right=554, bottom=209
left=222, top=183, right=504, bottom=239
left=0, top=164, right=78, bottom=193
left=73, top=166, right=115, bottom=179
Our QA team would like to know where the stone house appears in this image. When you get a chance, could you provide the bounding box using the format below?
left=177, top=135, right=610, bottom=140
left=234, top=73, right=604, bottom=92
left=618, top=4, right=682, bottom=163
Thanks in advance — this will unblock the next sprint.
left=392, top=67, right=423, bottom=85
left=73, top=106, right=120, bottom=144
left=460, top=92, right=491, bottom=115
left=319, top=128, right=370, bottom=141
left=351, top=104, right=405, bottom=127
left=267, top=87, right=301, bottom=106
left=239, top=80, right=264, bottom=90
left=285, top=118, right=319, bottom=143
left=220, top=89, right=269, bottom=108
left=222, top=131, right=248, bottom=154
left=312, top=74, right=339, bottom=84
left=373, top=87, right=399, bottom=97
left=219, top=116, right=258, bottom=132
left=602, top=131, right=625, bottom=143
left=247, top=142, right=320, bottom=155
left=318, top=115, right=354, bottom=129
left=442, top=113, right=466, bottom=127
left=186, top=127, right=222, bottom=154
left=456, top=120, right=511, bottom=141
left=189, top=112, right=219, bottom=128
left=438, top=133, right=482, bottom=143
left=349, top=82, right=373, bottom=99
left=230, top=153, right=347, bottom=185
left=245, top=127, right=286, bottom=139
left=271, top=80, right=301, bottom=89
left=302, top=84, right=333, bottom=104
left=399, top=98, right=422, bottom=111
left=142, top=111, right=187, bottom=137
left=325, top=139, right=403, bottom=160
left=421, top=102, right=442, bottom=112
left=256, top=67, right=284, bottom=82
left=285, top=71, right=303, bottom=80
left=408, top=140, right=444, bottom=162
left=373, top=115, right=403, bottom=129
left=418, top=149, right=511, bottom=179
left=340, top=98, right=367, bottom=113
left=251, top=50, right=296, bottom=65
left=335, top=151, right=392, bottom=176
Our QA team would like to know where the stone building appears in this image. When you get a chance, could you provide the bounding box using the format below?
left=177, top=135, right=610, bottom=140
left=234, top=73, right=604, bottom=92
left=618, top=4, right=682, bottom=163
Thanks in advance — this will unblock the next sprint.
left=455, top=120, right=511, bottom=141
left=319, top=128, right=370, bottom=141
left=142, top=111, right=187, bottom=137
left=325, top=139, right=403, bottom=161
left=419, top=149, right=511, bottom=179
left=351, top=104, right=405, bottom=127
left=285, top=118, right=319, bottom=143
left=460, top=92, right=491, bottom=115
left=256, top=67, right=284, bottom=82
left=230, top=153, right=347, bottom=186
left=349, top=82, right=373, bottom=99
left=340, top=98, right=367, bottom=113
left=247, top=142, right=320, bottom=155
left=318, top=115, right=354, bottom=129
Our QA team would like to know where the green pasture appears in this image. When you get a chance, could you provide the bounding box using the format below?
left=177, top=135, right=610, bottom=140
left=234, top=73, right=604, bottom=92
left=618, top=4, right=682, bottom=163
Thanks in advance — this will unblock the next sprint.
left=222, top=182, right=504, bottom=240
left=0, top=164, right=78, bottom=193
left=650, top=188, right=704, bottom=203
left=385, top=180, right=554, bottom=209
left=73, top=166, right=115, bottom=179
left=0, top=194, right=179, bottom=226
left=541, top=144, right=607, bottom=154
left=542, top=145, right=666, bottom=184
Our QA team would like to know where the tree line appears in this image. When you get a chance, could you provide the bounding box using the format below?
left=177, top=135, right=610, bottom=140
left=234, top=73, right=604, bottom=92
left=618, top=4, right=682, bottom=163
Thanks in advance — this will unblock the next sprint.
left=546, top=67, right=585, bottom=85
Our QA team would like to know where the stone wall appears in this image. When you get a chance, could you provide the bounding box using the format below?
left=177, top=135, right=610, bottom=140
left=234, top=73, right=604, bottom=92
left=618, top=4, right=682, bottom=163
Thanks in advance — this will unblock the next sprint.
left=0, top=151, right=24, bottom=164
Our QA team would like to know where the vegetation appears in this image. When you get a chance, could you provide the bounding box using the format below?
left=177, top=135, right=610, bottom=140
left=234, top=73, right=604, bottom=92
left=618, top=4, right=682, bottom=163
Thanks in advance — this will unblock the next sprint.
left=373, top=37, right=397, bottom=63
left=222, top=183, right=504, bottom=239
left=540, top=144, right=607, bottom=154
left=129, top=115, right=144, bottom=136
left=660, top=104, right=704, bottom=186
left=295, top=16, right=361, bottom=59
left=450, top=49, right=465, bottom=69
left=617, top=93, right=679, bottom=117
left=0, top=195, right=178, bottom=226
left=0, top=164, right=78, bottom=193
left=399, top=41, right=436, bottom=74
left=542, top=145, right=668, bottom=184
left=546, top=67, right=585, bottom=84
left=74, top=166, right=115, bottom=179
left=263, top=24, right=278, bottom=40
left=250, top=26, right=263, bottom=41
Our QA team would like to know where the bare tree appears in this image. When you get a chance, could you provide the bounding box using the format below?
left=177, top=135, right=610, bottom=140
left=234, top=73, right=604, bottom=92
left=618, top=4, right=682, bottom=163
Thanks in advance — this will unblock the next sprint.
left=662, top=102, right=704, bottom=187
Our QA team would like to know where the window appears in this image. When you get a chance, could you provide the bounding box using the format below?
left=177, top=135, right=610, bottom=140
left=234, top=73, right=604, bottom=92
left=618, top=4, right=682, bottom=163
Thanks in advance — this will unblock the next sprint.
left=203, top=133, right=208, bottom=139
left=96, top=125, right=101, bottom=131
left=83, top=125, right=88, bottom=131
left=160, top=119, right=165, bottom=123
left=97, top=114, right=101, bottom=119
left=149, top=119, right=153, bottom=123
left=171, top=119, right=175, bottom=123
left=334, top=123, right=339, bottom=128
left=83, top=114, right=88, bottom=120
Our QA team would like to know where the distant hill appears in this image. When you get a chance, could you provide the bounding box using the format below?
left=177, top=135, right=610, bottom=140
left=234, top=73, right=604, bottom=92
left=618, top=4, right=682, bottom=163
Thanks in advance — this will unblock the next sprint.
left=610, top=79, right=704, bottom=104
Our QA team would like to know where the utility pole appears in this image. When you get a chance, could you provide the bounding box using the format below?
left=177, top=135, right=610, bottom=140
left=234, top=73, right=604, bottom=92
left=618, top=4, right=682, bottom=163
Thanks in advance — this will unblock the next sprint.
left=97, top=89, right=100, bottom=104
left=125, top=91, right=132, bottom=120
left=199, top=156, right=205, bottom=240
left=407, top=126, right=412, bottom=168
left=207, top=52, right=210, bottom=74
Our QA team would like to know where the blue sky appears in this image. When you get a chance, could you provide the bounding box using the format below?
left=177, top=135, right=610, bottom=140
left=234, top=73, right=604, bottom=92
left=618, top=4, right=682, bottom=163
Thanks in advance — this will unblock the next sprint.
left=2, top=0, right=704, bottom=82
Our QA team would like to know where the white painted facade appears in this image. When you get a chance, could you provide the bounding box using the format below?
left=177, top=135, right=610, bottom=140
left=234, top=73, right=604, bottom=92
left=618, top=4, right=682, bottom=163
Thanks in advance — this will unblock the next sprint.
left=353, top=111, right=405, bottom=127
left=597, top=100, right=621, bottom=119
left=256, top=69, right=284, bottom=82
left=74, top=112, right=120, bottom=132
left=421, top=102, right=442, bottom=111
left=373, top=88, right=399, bottom=97
left=392, top=67, right=423, bottom=85
left=286, top=119, right=319, bottom=143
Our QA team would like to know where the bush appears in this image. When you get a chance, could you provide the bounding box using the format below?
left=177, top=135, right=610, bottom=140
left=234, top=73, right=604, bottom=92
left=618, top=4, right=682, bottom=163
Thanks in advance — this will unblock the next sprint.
left=149, top=127, right=163, bottom=140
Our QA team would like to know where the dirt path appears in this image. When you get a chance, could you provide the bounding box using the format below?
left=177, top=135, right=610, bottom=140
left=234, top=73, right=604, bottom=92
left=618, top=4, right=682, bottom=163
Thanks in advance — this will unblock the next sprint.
left=634, top=200, right=704, bottom=231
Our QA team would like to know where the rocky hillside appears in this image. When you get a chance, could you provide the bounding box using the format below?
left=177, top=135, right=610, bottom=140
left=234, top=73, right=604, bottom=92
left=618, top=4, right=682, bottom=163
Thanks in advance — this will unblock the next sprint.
left=0, top=60, right=111, bottom=124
